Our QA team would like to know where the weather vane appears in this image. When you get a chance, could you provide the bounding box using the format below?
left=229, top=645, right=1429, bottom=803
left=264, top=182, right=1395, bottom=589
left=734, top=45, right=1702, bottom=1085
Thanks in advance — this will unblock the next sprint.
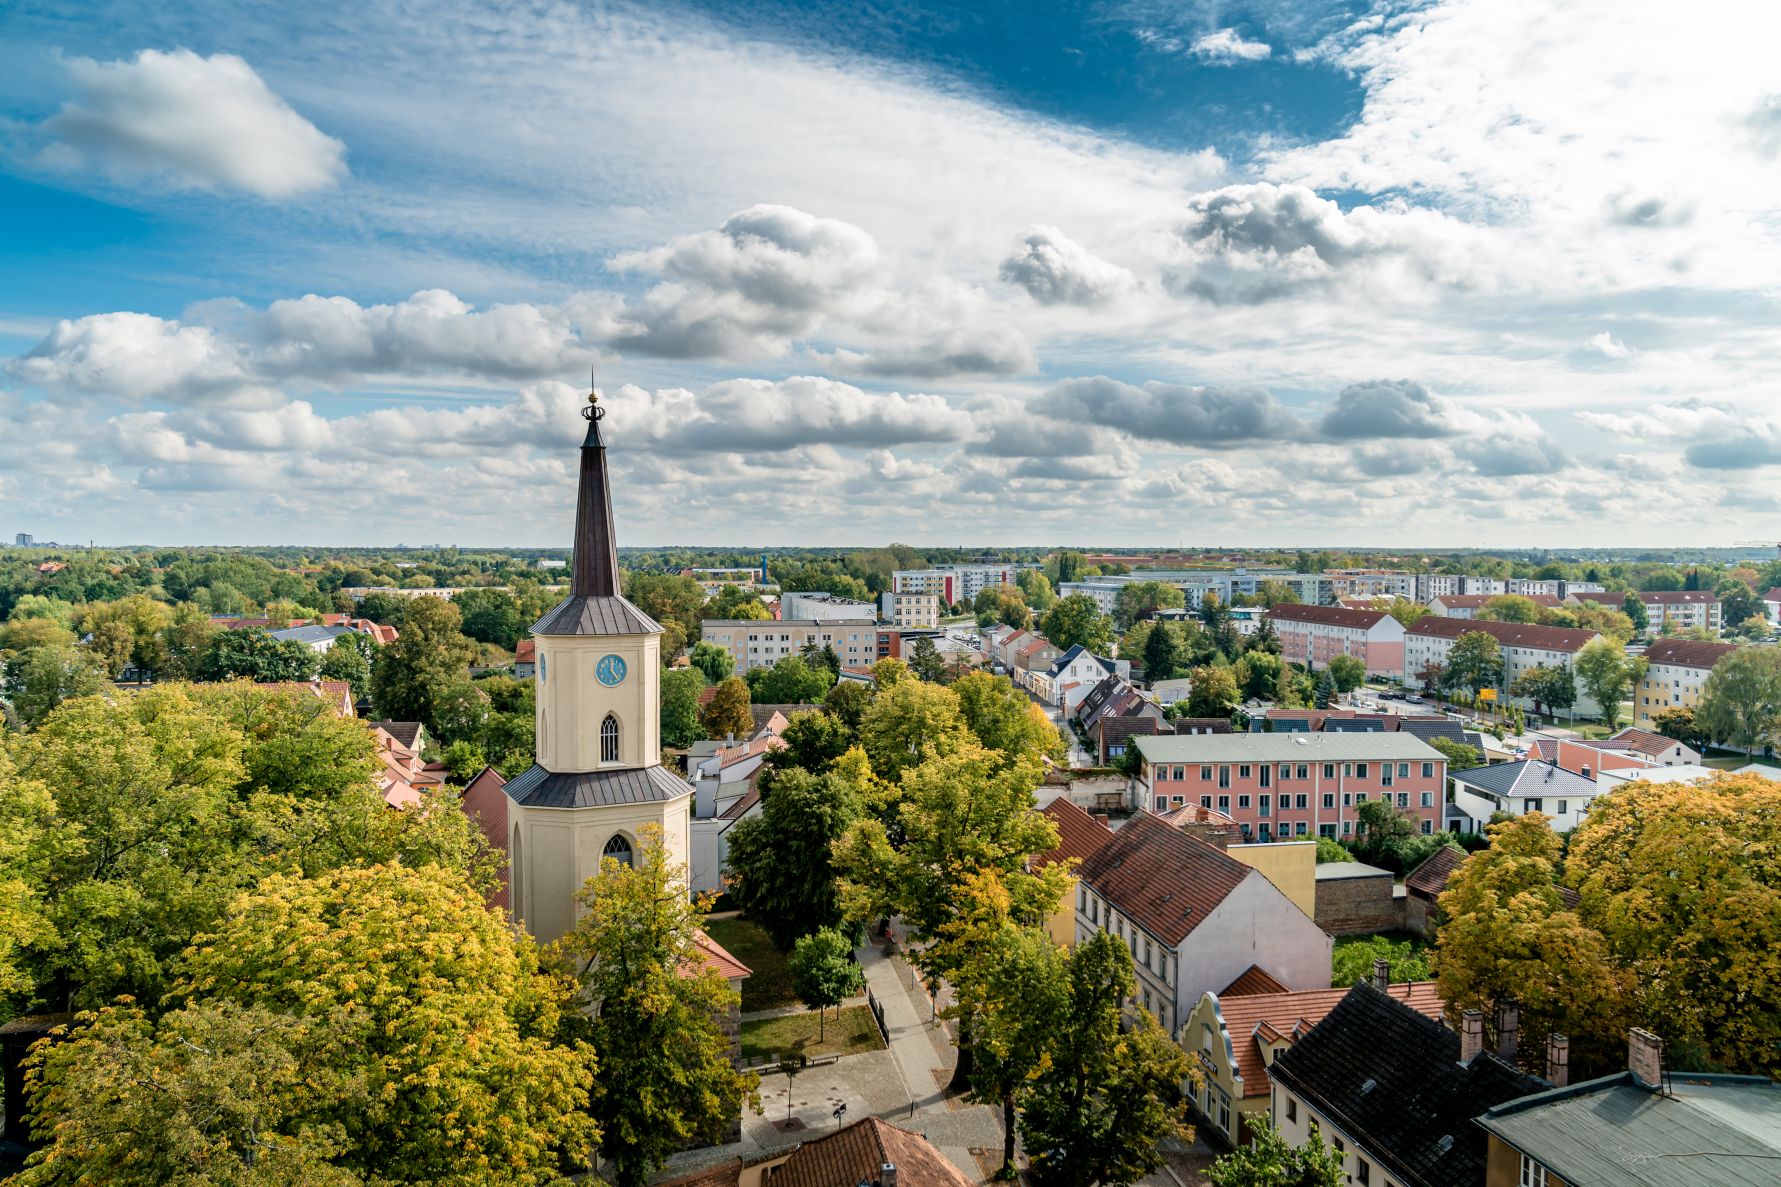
left=583, top=367, right=604, bottom=421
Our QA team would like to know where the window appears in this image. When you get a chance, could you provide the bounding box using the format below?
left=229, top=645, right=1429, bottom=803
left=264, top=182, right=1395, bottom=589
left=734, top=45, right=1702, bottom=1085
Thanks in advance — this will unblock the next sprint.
left=1356, top=763, right=1369, bottom=778
left=1358, top=1159, right=1371, bottom=1185
left=1297, top=764, right=1309, bottom=779
left=1238, top=794, right=1251, bottom=809
left=1343, top=821, right=1352, bottom=835
left=1279, top=763, right=1291, bottom=779
left=539, top=654, right=547, bottom=683
left=1323, top=793, right=1335, bottom=809
left=1284, top=1095, right=1297, bottom=1123
left=1079, top=887, right=1087, bottom=911
left=1381, top=767, right=1393, bottom=787
left=1259, top=794, right=1271, bottom=817
left=1525, top=797, right=1543, bottom=813
left=1518, top=1155, right=1549, bottom=1187
left=1218, top=795, right=1231, bottom=812
left=1201, top=795, right=1213, bottom=809
left=1218, top=766, right=1231, bottom=788
left=1260, top=766, right=1271, bottom=788
left=600, top=713, right=620, bottom=763
left=1155, top=795, right=1168, bottom=811
left=1422, top=792, right=1434, bottom=808
left=1422, top=761, right=1434, bottom=778
left=602, top=833, right=634, bottom=867
left=1556, top=799, right=1567, bottom=815
left=1297, top=822, right=1309, bottom=836
left=1297, top=794, right=1309, bottom=809
left=1201, top=765, right=1213, bottom=780
left=1173, top=766, right=1185, bottom=782
left=1421, top=820, right=1433, bottom=835
left=1398, top=762, right=1410, bottom=777
left=1323, top=763, right=1336, bottom=778
left=1319, top=823, right=1336, bottom=838
left=1239, top=764, right=1252, bottom=779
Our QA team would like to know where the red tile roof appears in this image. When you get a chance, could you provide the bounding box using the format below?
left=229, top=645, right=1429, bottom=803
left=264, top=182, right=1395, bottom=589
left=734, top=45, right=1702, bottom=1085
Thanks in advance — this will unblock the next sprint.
left=1220, top=964, right=1290, bottom=997
left=1407, top=616, right=1598, bottom=652
left=515, top=639, right=536, bottom=663
left=1433, top=594, right=1561, bottom=609
left=1572, top=590, right=1717, bottom=606
left=1212, top=981, right=1445, bottom=1101
left=1035, top=798, right=1113, bottom=870
left=761, top=1117, right=973, bottom=1187
left=693, top=931, right=753, bottom=982
left=1640, top=637, right=1738, bottom=670
left=1608, top=726, right=1689, bottom=756
left=1403, top=845, right=1468, bottom=899
left=1077, top=812, right=1250, bottom=946
left=1268, top=603, right=1389, bottom=629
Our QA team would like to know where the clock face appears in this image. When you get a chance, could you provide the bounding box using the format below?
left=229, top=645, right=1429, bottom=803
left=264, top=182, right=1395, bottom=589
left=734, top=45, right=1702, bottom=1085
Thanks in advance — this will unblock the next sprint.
left=596, top=654, right=628, bottom=687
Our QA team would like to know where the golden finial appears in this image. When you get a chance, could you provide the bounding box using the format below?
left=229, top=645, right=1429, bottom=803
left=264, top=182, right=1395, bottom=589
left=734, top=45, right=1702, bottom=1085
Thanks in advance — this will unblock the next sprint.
left=583, top=368, right=604, bottom=421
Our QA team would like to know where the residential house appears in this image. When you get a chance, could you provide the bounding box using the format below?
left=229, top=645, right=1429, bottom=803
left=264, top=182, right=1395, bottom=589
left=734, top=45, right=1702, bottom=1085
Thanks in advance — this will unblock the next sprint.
left=1415, top=575, right=1507, bottom=601
left=1136, top=732, right=1448, bottom=843
left=1403, top=618, right=1602, bottom=715
left=259, top=679, right=356, bottom=717
left=1567, top=590, right=1722, bottom=634
left=1520, top=736, right=1657, bottom=780
left=1032, top=644, right=1128, bottom=711
left=373, top=724, right=448, bottom=808
left=1450, top=760, right=1602, bottom=833
left=1074, top=812, right=1332, bottom=1035
left=700, top=618, right=878, bottom=674
left=1323, top=569, right=1417, bottom=600
left=1633, top=637, right=1737, bottom=728
left=1764, top=587, right=1781, bottom=626
left=1183, top=964, right=1444, bottom=1147
left=1011, top=633, right=1063, bottom=680
left=878, top=589, right=940, bottom=629
left=1268, top=603, right=1406, bottom=677
left=659, top=1116, right=973, bottom=1187
left=1034, top=798, right=1114, bottom=947
left=1428, top=594, right=1561, bottom=620
left=1477, top=1030, right=1781, bottom=1187
left=461, top=766, right=512, bottom=911
left=1269, top=985, right=1547, bottom=1187
left=513, top=638, right=537, bottom=678
left=1148, top=676, right=1195, bottom=704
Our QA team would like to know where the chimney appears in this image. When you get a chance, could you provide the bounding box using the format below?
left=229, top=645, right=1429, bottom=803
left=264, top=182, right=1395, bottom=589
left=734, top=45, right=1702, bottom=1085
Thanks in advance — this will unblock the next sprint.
left=1546, top=1034, right=1570, bottom=1088
left=1460, top=1009, right=1484, bottom=1064
left=1372, top=958, right=1390, bottom=993
left=1628, top=1028, right=1664, bottom=1090
left=1582, top=764, right=1592, bottom=779
left=879, top=1164, right=897, bottom=1187
left=1496, top=1002, right=1519, bottom=1065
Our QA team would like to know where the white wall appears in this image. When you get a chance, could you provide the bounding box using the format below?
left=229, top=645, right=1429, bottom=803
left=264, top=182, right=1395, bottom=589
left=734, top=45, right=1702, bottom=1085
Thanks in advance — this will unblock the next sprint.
left=1176, top=872, right=1332, bottom=1003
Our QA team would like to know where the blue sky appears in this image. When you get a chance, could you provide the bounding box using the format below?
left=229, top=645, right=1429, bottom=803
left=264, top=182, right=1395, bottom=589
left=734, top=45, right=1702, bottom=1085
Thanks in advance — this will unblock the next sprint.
left=2, top=0, right=1779, bottom=546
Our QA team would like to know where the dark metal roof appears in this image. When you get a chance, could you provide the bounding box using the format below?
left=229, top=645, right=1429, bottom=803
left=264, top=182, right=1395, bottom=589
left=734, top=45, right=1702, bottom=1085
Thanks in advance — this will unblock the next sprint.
left=503, top=762, right=690, bottom=808
left=1452, top=759, right=1598, bottom=799
left=570, top=389, right=621, bottom=599
left=531, top=594, right=661, bottom=637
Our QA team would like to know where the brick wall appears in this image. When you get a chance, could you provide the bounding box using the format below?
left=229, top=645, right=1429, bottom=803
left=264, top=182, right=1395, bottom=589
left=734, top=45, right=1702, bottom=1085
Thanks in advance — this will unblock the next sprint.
left=1314, top=872, right=1404, bottom=936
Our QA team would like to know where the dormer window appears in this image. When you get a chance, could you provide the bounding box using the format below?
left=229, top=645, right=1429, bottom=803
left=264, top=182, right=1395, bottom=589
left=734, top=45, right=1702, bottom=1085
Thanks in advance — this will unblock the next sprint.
left=601, top=713, right=620, bottom=764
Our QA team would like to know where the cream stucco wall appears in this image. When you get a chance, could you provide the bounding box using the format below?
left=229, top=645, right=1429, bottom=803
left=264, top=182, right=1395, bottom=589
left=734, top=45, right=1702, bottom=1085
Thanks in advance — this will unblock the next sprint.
left=509, top=792, right=692, bottom=944
left=1227, top=841, right=1317, bottom=919
left=535, top=630, right=661, bottom=772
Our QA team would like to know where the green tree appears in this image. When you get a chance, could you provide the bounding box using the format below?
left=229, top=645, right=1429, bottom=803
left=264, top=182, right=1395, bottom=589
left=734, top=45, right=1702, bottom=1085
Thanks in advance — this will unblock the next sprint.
left=1020, top=932, right=1193, bottom=1187
left=1041, top=594, right=1114, bottom=653
left=1444, top=631, right=1503, bottom=696
left=1477, top=594, right=1541, bottom=623
left=701, top=675, right=754, bottom=740
left=760, top=710, right=853, bottom=778
left=3, top=644, right=108, bottom=726
left=660, top=666, right=706, bottom=749
left=857, top=678, right=969, bottom=781
left=1143, top=621, right=1185, bottom=682
left=176, top=862, right=596, bottom=1187
left=907, top=636, right=947, bottom=683
left=623, top=573, right=706, bottom=654
left=354, top=591, right=409, bottom=628
left=317, top=635, right=373, bottom=699
left=1719, top=584, right=1761, bottom=630
left=1257, top=580, right=1300, bottom=608
left=1234, top=652, right=1282, bottom=702
left=1573, top=637, right=1646, bottom=729
left=1509, top=664, right=1575, bottom=718
left=1695, top=645, right=1781, bottom=753
left=452, top=587, right=524, bottom=649
left=157, top=603, right=220, bottom=681
left=1185, top=664, right=1239, bottom=719
left=704, top=584, right=771, bottom=621
left=1046, top=551, right=1086, bottom=587
left=87, top=620, right=135, bottom=678
left=820, top=679, right=872, bottom=733
left=429, top=680, right=491, bottom=746
left=1621, top=591, right=1649, bottom=633
left=1427, top=735, right=1484, bottom=772
left=368, top=597, right=478, bottom=733
left=204, top=628, right=318, bottom=683
left=726, top=767, right=862, bottom=949
left=1016, top=569, right=1057, bottom=613
left=1327, top=653, right=1366, bottom=694
left=1209, top=1116, right=1344, bottom=1187
left=1314, top=836, right=1353, bottom=863
left=689, top=640, right=735, bottom=685
left=1112, top=581, right=1185, bottom=632
left=953, top=671, right=1064, bottom=764
left=1650, top=706, right=1709, bottom=751
left=1332, top=934, right=1433, bottom=987
left=440, top=738, right=489, bottom=782
left=560, top=826, right=760, bottom=1187
left=788, top=927, right=864, bottom=1039
left=745, top=654, right=833, bottom=704
left=799, top=640, right=842, bottom=680
left=1313, top=669, right=1335, bottom=709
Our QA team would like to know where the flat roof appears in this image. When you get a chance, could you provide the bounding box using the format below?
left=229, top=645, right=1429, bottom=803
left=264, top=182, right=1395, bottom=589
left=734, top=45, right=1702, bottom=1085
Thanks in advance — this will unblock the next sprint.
left=1134, top=732, right=1445, bottom=763
left=1315, top=861, right=1394, bottom=880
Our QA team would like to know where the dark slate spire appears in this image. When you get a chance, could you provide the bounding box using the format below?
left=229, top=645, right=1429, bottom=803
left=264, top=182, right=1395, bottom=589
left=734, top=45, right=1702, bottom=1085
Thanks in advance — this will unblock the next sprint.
left=570, top=377, right=620, bottom=598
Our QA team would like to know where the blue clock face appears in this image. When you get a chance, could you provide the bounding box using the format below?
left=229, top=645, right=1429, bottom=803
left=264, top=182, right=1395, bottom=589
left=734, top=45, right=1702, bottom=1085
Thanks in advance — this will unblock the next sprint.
left=596, top=654, right=628, bottom=686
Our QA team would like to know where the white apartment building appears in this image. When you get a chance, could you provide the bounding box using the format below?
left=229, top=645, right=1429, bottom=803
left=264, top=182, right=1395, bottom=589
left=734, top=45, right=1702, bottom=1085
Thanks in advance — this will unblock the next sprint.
left=1403, top=617, right=1604, bottom=715
left=1427, top=593, right=1561, bottom=620
left=1569, top=590, right=1721, bottom=634
left=700, top=618, right=878, bottom=673
left=879, top=589, right=940, bottom=629
left=1056, top=579, right=1126, bottom=615
left=1413, top=574, right=1508, bottom=601
left=777, top=591, right=879, bottom=623
left=891, top=564, right=1030, bottom=605
left=1322, top=569, right=1416, bottom=600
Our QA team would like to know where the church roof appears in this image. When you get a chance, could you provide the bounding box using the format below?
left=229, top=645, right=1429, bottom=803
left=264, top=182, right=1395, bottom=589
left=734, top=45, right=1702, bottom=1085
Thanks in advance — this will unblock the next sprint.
left=532, top=594, right=661, bottom=636
left=503, top=762, right=691, bottom=809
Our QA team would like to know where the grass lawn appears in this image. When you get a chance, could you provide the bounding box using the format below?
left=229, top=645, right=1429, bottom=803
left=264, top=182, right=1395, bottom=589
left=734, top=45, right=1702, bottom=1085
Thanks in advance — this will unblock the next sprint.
left=703, top=916, right=798, bottom=1013
left=740, top=1005, right=884, bottom=1063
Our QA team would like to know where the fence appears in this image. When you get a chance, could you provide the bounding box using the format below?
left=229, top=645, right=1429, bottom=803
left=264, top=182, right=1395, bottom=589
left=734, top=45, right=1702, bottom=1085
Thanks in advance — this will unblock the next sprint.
left=865, top=987, right=889, bottom=1044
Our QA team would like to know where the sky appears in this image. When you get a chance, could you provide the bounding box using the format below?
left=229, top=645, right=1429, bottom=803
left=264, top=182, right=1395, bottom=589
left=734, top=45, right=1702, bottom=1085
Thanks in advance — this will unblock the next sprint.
left=3, top=0, right=1781, bottom=549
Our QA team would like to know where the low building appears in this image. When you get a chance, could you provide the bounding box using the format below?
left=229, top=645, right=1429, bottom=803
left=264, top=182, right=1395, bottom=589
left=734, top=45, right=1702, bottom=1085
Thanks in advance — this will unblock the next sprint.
left=1568, top=590, right=1722, bottom=634
left=700, top=618, right=878, bottom=674
left=1269, top=985, right=1547, bottom=1187
left=892, top=564, right=1030, bottom=606
left=1402, top=844, right=1468, bottom=935
left=1268, top=603, right=1406, bottom=676
left=1633, top=637, right=1737, bottom=728
left=513, top=638, right=537, bottom=678
left=660, top=1115, right=973, bottom=1187
left=1403, top=617, right=1602, bottom=715
left=1313, top=860, right=1401, bottom=935
left=1428, top=594, right=1561, bottom=620
left=1136, top=732, right=1448, bottom=843
left=1183, top=966, right=1444, bottom=1147
left=878, top=589, right=939, bottom=629
left=1074, top=812, right=1332, bottom=1035
left=1450, top=760, right=1601, bottom=833
left=268, top=623, right=356, bottom=653
left=1477, top=1030, right=1781, bottom=1187
left=778, top=591, right=879, bottom=623
left=1031, top=644, right=1127, bottom=711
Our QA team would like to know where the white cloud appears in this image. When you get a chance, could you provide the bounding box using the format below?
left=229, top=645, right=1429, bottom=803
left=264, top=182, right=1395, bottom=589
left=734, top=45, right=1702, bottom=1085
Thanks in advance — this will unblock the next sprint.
left=42, top=49, right=346, bottom=198
left=9, top=312, right=264, bottom=404
left=1587, top=332, right=1631, bottom=359
left=1191, top=29, right=1272, bottom=64
left=998, top=226, right=1138, bottom=307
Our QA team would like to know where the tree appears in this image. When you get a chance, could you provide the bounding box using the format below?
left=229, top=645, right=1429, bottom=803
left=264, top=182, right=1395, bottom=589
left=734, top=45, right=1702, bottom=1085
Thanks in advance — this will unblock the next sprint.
left=1209, top=1116, right=1344, bottom=1187
left=1327, top=654, right=1366, bottom=694
left=452, top=587, right=523, bottom=649
left=660, top=666, right=706, bottom=749
left=623, top=573, right=706, bottom=653
left=761, top=710, right=853, bottom=779
left=173, top=863, right=598, bottom=1186
left=1567, top=772, right=1781, bottom=1074
left=368, top=597, right=477, bottom=733
left=1509, top=664, right=1575, bottom=718
left=3, top=644, right=107, bottom=726
left=1331, top=934, right=1433, bottom=988
left=1234, top=652, right=1283, bottom=702
left=799, top=639, right=842, bottom=680
left=1415, top=660, right=1447, bottom=692
left=705, top=585, right=771, bottom=621
left=726, top=767, right=861, bottom=949
left=701, top=676, right=754, bottom=740
left=560, top=827, right=760, bottom=1186
left=1016, top=569, right=1056, bottom=613
left=788, top=927, right=864, bottom=1039
left=317, top=635, right=373, bottom=699
left=871, top=656, right=910, bottom=687
left=857, top=678, right=969, bottom=781
left=1567, top=603, right=1636, bottom=643
left=1380, top=600, right=1429, bottom=628
left=1257, top=580, right=1300, bottom=608
left=87, top=619, right=135, bottom=678
left=1314, top=836, right=1352, bottom=863
left=1477, top=594, right=1541, bottom=624
left=1651, top=706, right=1710, bottom=751
left=1020, top=932, right=1192, bottom=1187
left=1621, top=591, right=1649, bottom=633
left=689, top=640, right=734, bottom=684
left=1445, top=631, right=1503, bottom=696
left=953, top=671, right=1064, bottom=764
left=355, top=592, right=409, bottom=628
left=204, top=627, right=318, bottom=683
left=1185, top=665, right=1239, bottom=719
left=1572, top=637, right=1645, bottom=729
left=1041, top=595, right=1113, bottom=654
left=1046, top=551, right=1086, bottom=587
left=1427, top=735, right=1484, bottom=772
left=1313, top=669, right=1335, bottom=709
left=820, top=679, right=872, bottom=732
left=1719, top=583, right=1761, bottom=630
left=1143, top=621, right=1185, bottom=682
left=745, top=654, right=833, bottom=704
left=1112, top=582, right=1185, bottom=632
left=1695, top=645, right=1781, bottom=753
left=907, top=636, right=947, bottom=683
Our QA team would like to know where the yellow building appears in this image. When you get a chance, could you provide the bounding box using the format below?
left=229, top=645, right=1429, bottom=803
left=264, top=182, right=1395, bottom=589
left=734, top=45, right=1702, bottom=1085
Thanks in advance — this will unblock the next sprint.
left=1634, top=637, right=1737, bottom=729
left=1226, top=840, right=1316, bottom=919
left=1034, top=798, right=1113, bottom=947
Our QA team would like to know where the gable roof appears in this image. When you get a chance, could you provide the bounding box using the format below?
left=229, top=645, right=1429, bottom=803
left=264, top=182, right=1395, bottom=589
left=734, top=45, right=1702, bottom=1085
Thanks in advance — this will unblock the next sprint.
left=1220, top=964, right=1289, bottom=998
left=514, top=638, right=536, bottom=663
left=720, top=1116, right=975, bottom=1187
left=1136, top=731, right=1444, bottom=764
left=1608, top=726, right=1689, bottom=756
left=692, top=931, right=753, bottom=982
left=1035, top=798, right=1113, bottom=870
left=1076, top=811, right=1250, bottom=946
left=1451, top=759, right=1599, bottom=798
left=1268, top=603, right=1389, bottom=629
left=1408, top=615, right=1599, bottom=652
left=1640, top=637, right=1738, bottom=670
left=371, top=720, right=424, bottom=748
left=1403, top=844, right=1468, bottom=899
left=1268, top=983, right=1547, bottom=1187
left=1432, top=594, right=1561, bottom=609
left=1214, top=980, right=1445, bottom=1101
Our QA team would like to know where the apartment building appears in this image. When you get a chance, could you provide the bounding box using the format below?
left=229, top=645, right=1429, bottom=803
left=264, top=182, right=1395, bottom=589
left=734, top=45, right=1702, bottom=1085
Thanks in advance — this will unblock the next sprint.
left=1322, top=569, right=1417, bottom=600
left=1404, top=617, right=1603, bottom=714
left=1568, top=589, right=1722, bottom=633
left=1135, top=733, right=1448, bottom=842
left=777, top=591, right=878, bottom=622
left=700, top=618, right=878, bottom=673
left=878, top=589, right=939, bottom=629
left=1268, top=603, right=1406, bottom=676
left=891, top=564, right=1028, bottom=605
left=1414, top=574, right=1507, bottom=601
left=1427, top=594, right=1561, bottom=620
left=1056, top=579, right=1126, bottom=615
left=1634, top=636, right=1737, bottom=727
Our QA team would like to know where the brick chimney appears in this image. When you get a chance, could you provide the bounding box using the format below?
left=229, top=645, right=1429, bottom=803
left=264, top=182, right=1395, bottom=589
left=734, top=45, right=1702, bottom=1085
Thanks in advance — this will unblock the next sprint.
left=1628, top=1028, right=1664, bottom=1090
left=1496, top=1002, right=1519, bottom=1065
left=879, top=1163, right=897, bottom=1187
left=1372, top=958, right=1390, bottom=993
left=1460, top=1009, right=1484, bottom=1064
left=1546, top=1034, right=1570, bottom=1088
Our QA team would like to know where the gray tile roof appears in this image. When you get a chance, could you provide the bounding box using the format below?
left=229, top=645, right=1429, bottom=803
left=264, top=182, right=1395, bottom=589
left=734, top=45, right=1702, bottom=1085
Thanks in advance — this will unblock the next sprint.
left=531, top=594, right=662, bottom=637
left=1135, top=731, right=1445, bottom=763
left=1451, top=759, right=1598, bottom=799
left=268, top=623, right=351, bottom=646
left=503, top=762, right=690, bottom=808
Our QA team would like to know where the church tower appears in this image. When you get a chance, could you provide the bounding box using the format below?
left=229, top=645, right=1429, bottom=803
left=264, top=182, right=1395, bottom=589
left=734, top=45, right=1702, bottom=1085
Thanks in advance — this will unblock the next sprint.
left=502, top=382, right=693, bottom=943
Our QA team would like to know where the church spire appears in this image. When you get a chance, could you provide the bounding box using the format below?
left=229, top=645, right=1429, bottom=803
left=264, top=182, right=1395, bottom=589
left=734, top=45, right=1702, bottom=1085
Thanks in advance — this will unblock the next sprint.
left=570, top=374, right=620, bottom=598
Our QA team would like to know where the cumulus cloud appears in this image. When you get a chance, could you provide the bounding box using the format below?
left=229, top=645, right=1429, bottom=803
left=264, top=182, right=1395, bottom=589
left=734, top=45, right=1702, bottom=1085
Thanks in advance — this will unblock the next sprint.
left=1191, top=29, right=1272, bottom=63
left=1587, top=332, right=1631, bottom=359
left=1318, top=380, right=1457, bottom=440
left=1033, top=375, right=1304, bottom=447
left=1456, top=433, right=1569, bottom=477
left=622, top=376, right=974, bottom=452
left=10, top=312, right=264, bottom=404
left=998, top=226, right=1138, bottom=307
left=815, top=323, right=1036, bottom=380
left=41, top=49, right=346, bottom=198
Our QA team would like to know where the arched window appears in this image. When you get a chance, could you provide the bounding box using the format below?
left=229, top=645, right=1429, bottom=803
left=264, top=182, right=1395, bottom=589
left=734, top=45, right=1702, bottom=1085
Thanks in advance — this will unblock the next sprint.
left=600, top=713, right=620, bottom=764
left=602, top=833, right=634, bottom=868
left=539, top=654, right=547, bottom=684
left=510, top=825, right=524, bottom=922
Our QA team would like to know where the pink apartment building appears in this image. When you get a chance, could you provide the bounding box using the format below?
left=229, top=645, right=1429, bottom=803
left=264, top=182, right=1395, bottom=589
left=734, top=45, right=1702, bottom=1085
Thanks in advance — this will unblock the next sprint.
left=1135, top=733, right=1448, bottom=842
left=1267, top=603, right=1406, bottom=676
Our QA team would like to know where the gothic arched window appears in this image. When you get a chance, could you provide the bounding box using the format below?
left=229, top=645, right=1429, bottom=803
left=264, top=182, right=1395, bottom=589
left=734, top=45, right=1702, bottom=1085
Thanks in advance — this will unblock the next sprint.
left=602, top=833, right=634, bottom=867
left=600, top=713, right=620, bottom=764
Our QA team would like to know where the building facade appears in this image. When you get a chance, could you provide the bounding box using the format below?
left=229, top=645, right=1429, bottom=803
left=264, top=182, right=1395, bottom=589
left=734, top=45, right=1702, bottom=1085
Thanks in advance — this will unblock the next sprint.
left=878, top=589, right=940, bottom=628
left=1633, top=637, right=1737, bottom=727
left=1568, top=590, right=1722, bottom=633
left=891, top=564, right=1029, bottom=605
left=700, top=618, right=879, bottom=673
left=1268, top=603, right=1406, bottom=676
left=1404, top=618, right=1602, bottom=714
